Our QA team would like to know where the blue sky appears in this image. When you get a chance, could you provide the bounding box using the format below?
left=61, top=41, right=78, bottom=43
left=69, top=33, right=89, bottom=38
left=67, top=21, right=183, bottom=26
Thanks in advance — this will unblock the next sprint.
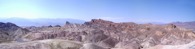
left=0, top=0, right=195, bottom=23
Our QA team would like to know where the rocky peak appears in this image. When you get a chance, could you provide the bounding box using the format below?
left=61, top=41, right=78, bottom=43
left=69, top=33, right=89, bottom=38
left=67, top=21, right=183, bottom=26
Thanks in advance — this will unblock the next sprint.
left=66, top=21, right=71, bottom=25
left=91, top=19, right=113, bottom=23
left=0, top=22, right=18, bottom=27
left=0, top=22, right=20, bottom=31
left=0, top=22, right=29, bottom=43
left=84, top=19, right=113, bottom=25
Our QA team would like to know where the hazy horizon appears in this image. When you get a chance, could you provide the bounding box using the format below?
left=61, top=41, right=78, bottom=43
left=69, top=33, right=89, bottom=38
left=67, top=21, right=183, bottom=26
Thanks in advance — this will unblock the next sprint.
left=0, top=0, right=195, bottom=23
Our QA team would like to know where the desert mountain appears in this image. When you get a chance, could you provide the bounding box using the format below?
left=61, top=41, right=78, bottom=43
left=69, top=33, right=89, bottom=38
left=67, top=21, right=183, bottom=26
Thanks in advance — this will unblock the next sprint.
left=0, top=18, right=85, bottom=26
left=0, top=22, right=29, bottom=43
left=0, top=19, right=194, bottom=49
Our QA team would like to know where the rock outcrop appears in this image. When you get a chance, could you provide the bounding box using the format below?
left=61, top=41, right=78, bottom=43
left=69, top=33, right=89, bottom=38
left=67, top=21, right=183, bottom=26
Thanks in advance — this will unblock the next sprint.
left=0, top=22, right=29, bottom=43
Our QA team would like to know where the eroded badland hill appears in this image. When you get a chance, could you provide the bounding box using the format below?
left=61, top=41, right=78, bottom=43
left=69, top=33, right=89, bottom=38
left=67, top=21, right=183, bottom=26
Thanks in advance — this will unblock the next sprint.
left=0, top=19, right=195, bottom=49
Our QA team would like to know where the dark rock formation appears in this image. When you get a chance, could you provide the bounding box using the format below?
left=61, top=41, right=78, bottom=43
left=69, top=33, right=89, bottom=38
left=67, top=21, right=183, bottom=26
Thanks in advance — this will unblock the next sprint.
left=0, top=22, right=29, bottom=43
left=66, top=21, right=71, bottom=25
left=48, top=25, right=52, bottom=27
left=54, top=25, right=61, bottom=27
left=0, top=22, right=20, bottom=31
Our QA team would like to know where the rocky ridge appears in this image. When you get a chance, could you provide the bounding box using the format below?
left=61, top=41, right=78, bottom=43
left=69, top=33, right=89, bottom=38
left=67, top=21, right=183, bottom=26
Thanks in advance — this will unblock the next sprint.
left=0, top=22, right=29, bottom=43
left=0, top=19, right=195, bottom=49
left=171, top=21, right=195, bottom=31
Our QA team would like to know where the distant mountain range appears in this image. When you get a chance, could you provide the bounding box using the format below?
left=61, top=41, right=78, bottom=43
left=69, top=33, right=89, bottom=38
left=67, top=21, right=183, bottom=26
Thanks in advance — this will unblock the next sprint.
left=0, top=18, right=85, bottom=26
left=1, top=17, right=195, bottom=31
left=139, top=21, right=195, bottom=31
left=171, top=21, right=195, bottom=31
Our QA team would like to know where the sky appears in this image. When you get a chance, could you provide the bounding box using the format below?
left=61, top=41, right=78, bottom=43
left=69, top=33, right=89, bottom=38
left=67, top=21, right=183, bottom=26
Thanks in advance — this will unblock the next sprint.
left=0, top=0, right=195, bottom=23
